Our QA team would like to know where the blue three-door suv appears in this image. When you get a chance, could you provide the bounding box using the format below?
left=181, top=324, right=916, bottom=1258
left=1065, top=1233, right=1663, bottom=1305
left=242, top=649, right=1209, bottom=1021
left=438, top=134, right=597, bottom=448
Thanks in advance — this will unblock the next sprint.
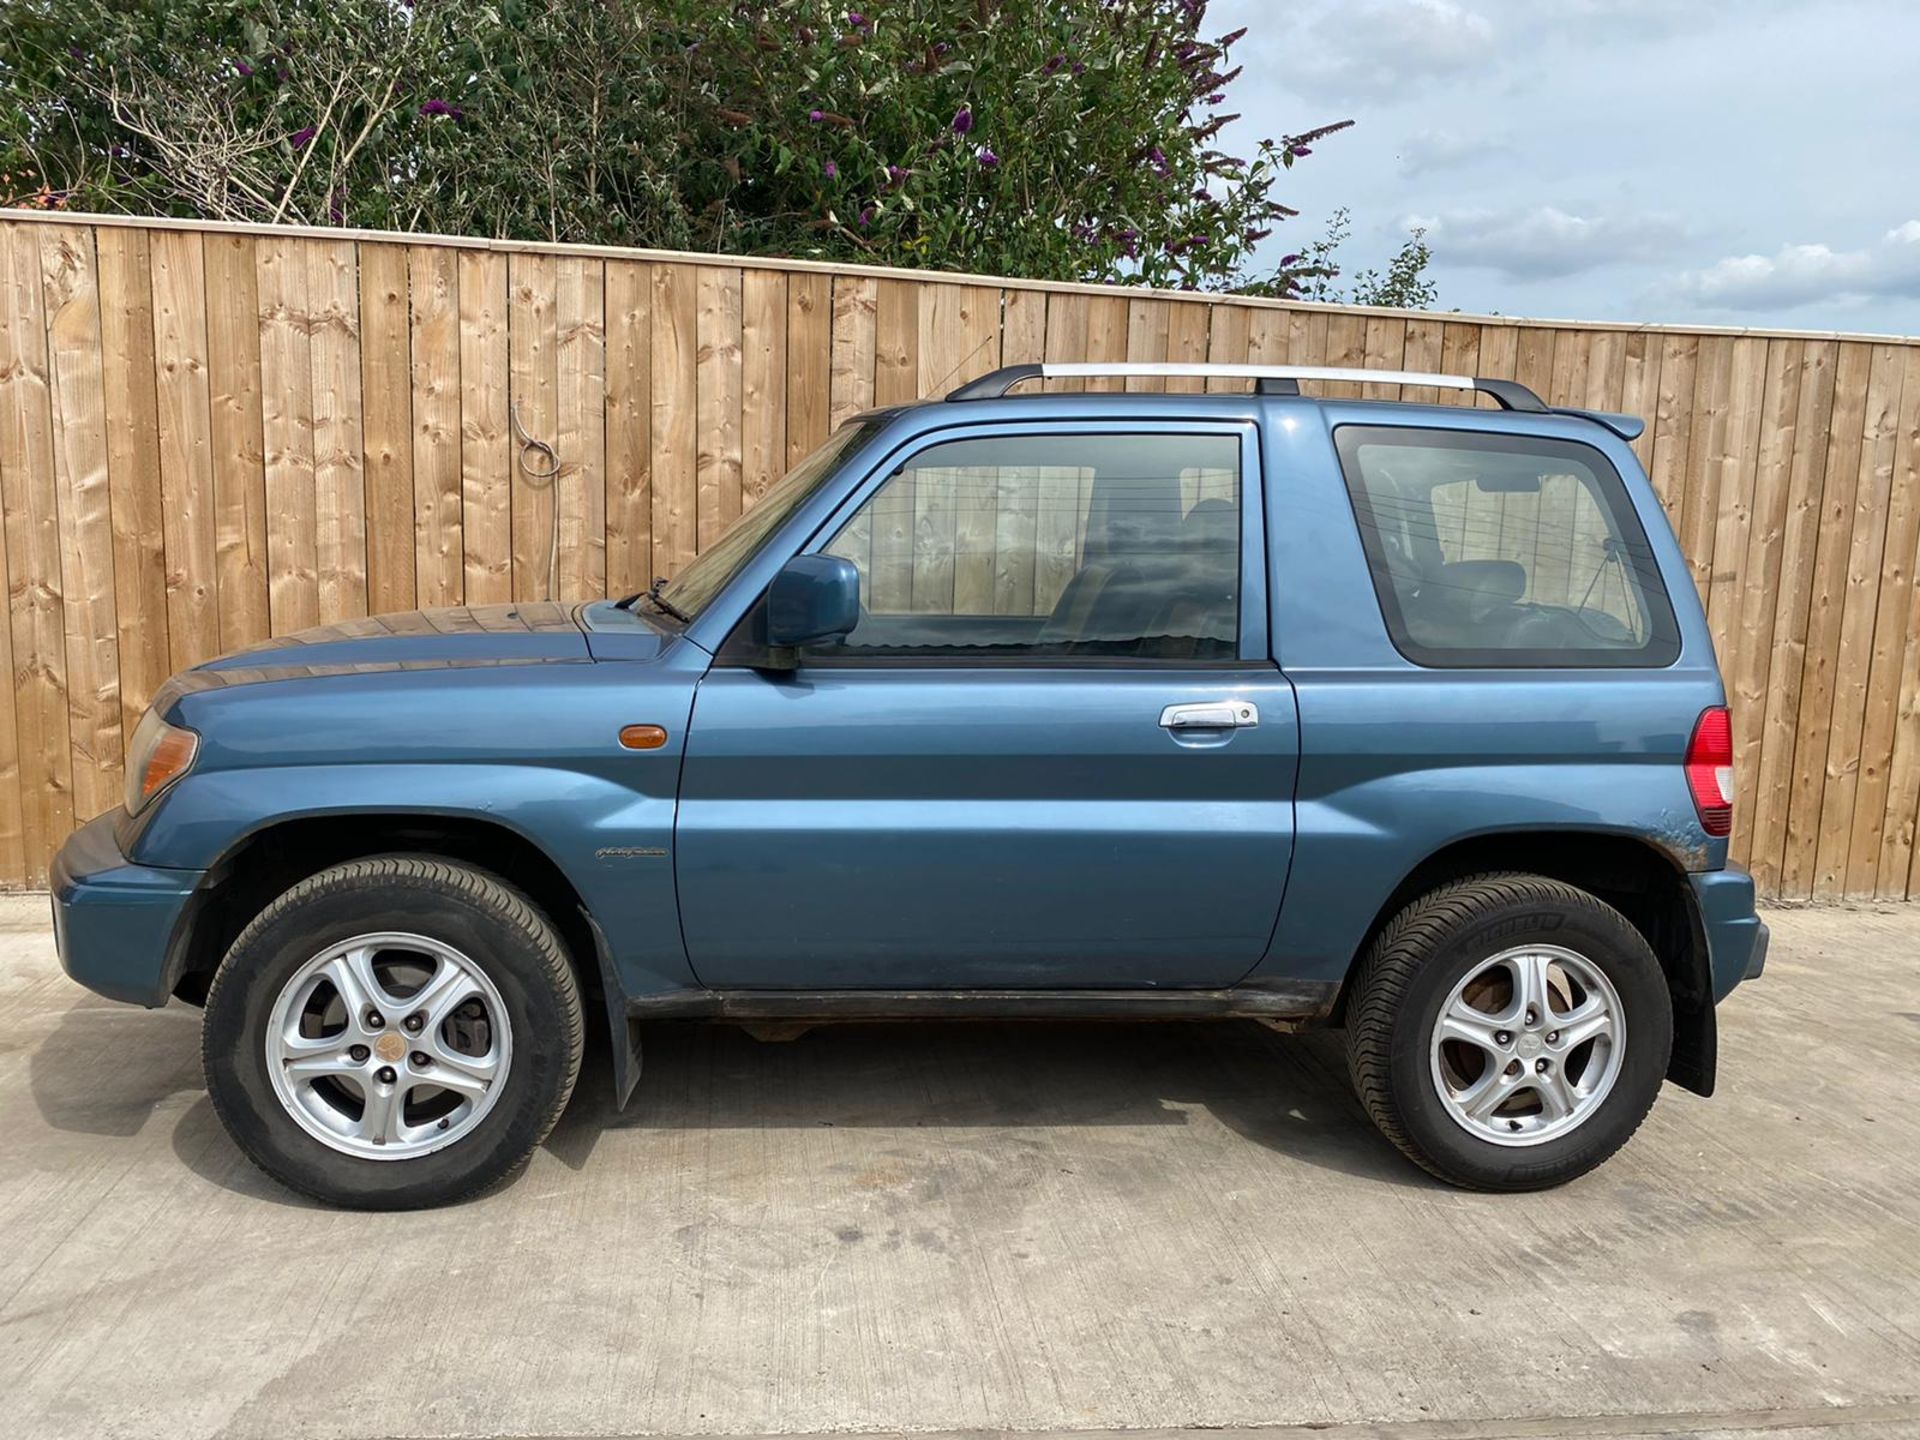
left=52, top=362, right=1768, bottom=1209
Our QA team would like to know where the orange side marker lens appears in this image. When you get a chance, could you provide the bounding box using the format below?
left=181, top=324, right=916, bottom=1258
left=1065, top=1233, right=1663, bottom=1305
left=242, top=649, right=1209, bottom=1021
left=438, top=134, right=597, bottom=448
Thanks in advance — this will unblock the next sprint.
left=619, top=724, right=669, bottom=751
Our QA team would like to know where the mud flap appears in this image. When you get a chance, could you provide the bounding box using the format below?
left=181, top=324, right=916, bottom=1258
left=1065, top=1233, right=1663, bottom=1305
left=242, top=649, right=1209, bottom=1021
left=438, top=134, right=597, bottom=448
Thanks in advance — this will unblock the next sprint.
left=583, top=910, right=644, bottom=1109
left=1667, top=993, right=1715, bottom=1097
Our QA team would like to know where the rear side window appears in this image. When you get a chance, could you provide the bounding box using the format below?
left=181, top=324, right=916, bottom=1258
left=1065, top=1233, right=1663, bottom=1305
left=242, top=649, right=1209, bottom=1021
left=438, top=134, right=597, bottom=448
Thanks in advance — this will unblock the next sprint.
left=1334, top=426, right=1680, bottom=668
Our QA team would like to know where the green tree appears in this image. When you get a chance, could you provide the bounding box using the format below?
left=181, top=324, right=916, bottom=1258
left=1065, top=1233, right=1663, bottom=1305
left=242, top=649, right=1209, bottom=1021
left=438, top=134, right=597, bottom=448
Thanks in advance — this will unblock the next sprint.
left=1, top=0, right=1426, bottom=301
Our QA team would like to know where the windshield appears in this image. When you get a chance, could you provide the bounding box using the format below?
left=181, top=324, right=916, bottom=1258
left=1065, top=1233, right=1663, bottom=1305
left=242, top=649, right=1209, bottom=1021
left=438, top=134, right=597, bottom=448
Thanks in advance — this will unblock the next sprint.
left=656, top=420, right=879, bottom=619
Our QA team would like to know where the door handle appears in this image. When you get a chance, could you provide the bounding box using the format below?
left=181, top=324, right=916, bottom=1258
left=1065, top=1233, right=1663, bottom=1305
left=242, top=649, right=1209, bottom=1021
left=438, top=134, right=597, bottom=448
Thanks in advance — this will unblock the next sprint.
left=1159, top=700, right=1259, bottom=730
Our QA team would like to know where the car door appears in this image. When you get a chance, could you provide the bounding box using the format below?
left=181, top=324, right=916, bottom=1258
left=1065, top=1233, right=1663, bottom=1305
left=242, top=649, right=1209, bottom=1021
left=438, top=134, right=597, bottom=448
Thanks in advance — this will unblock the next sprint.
left=673, top=420, right=1298, bottom=990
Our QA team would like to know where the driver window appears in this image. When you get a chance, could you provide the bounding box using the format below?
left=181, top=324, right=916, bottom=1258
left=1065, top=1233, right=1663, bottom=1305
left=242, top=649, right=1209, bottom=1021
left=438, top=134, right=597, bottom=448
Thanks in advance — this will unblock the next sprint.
left=818, top=432, right=1241, bottom=660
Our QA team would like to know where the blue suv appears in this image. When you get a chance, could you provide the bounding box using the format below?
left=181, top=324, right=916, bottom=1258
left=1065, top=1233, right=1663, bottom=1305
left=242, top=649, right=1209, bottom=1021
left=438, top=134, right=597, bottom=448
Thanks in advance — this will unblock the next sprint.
left=52, top=362, right=1768, bottom=1209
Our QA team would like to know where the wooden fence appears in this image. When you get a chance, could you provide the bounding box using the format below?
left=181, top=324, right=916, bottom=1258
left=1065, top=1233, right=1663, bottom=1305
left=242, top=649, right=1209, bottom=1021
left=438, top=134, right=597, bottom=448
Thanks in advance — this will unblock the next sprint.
left=1, top=210, right=1917, bottom=899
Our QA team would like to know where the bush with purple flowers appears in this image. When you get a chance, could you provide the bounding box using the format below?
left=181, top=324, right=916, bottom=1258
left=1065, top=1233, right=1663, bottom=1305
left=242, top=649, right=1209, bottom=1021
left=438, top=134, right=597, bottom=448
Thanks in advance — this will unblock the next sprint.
left=0, top=0, right=1424, bottom=300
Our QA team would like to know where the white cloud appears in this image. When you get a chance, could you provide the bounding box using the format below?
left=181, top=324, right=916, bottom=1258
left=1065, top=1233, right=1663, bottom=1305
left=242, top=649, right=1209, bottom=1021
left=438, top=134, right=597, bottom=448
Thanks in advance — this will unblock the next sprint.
left=1290, top=0, right=1495, bottom=101
left=1670, top=223, right=1920, bottom=311
left=1408, top=206, right=1689, bottom=279
left=1396, top=129, right=1505, bottom=177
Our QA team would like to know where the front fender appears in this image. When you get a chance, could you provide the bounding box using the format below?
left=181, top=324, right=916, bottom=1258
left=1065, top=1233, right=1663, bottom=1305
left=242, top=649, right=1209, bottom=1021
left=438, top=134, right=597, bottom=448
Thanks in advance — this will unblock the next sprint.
left=130, top=761, right=696, bottom=999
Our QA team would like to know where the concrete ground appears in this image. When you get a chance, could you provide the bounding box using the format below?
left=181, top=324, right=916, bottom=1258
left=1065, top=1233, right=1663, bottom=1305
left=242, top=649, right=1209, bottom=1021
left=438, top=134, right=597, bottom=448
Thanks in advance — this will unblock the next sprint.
left=1, top=897, right=1917, bottom=1440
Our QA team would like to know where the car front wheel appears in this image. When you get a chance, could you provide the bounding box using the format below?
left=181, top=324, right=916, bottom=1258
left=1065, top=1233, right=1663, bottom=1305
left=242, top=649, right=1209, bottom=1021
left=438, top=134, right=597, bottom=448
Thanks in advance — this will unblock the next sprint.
left=202, top=855, right=584, bottom=1210
left=1345, top=871, right=1673, bottom=1191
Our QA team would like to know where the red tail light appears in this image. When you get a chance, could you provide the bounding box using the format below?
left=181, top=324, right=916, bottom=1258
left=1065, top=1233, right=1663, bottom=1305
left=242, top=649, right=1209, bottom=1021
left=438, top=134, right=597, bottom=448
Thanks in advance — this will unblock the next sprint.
left=1686, top=706, right=1734, bottom=837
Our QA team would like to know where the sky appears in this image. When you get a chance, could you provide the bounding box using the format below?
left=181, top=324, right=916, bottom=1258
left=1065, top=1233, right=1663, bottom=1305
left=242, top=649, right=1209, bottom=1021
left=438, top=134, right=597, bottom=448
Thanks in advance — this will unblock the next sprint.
left=1208, top=0, right=1920, bottom=335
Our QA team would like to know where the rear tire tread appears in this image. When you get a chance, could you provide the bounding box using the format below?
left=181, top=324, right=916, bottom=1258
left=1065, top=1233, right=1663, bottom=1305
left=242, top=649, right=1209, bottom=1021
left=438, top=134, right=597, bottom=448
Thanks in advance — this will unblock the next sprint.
left=1345, top=870, right=1662, bottom=1191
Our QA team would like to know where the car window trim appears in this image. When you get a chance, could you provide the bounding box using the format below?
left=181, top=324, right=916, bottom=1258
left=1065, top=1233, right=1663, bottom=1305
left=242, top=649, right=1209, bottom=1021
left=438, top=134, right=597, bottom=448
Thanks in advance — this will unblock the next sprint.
left=768, top=419, right=1269, bottom=670
left=1331, top=422, right=1682, bottom=671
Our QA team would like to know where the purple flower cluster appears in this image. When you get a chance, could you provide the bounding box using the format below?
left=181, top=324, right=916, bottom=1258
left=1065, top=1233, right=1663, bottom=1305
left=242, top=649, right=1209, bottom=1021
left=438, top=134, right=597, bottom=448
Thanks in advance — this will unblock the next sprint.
left=419, top=99, right=463, bottom=120
left=976, top=147, right=999, bottom=169
left=951, top=106, right=973, bottom=134
left=289, top=125, right=317, bottom=150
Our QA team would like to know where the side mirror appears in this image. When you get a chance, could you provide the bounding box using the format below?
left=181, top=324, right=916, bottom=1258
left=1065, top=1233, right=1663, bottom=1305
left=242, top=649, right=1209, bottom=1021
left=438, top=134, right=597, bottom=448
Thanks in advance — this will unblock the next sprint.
left=766, top=554, right=860, bottom=649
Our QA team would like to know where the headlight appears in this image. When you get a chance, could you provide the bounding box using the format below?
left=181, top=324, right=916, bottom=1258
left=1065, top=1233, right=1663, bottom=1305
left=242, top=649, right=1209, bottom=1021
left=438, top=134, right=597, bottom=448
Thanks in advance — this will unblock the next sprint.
left=124, top=709, right=199, bottom=816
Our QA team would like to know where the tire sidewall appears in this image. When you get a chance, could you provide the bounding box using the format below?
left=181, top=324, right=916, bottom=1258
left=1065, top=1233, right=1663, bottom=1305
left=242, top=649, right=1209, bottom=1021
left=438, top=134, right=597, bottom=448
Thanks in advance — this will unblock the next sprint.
left=203, top=865, right=577, bottom=1209
left=1386, top=891, right=1672, bottom=1188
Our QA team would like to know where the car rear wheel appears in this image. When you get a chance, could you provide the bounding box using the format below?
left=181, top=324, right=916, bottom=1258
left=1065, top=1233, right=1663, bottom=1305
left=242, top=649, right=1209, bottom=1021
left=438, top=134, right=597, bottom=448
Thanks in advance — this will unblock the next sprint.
left=202, top=856, right=583, bottom=1210
left=1345, top=872, right=1672, bottom=1191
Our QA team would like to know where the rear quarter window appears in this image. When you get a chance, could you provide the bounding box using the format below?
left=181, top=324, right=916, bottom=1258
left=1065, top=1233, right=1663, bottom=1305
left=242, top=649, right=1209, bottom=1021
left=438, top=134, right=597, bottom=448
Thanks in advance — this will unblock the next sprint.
left=1334, top=425, right=1680, bottom=668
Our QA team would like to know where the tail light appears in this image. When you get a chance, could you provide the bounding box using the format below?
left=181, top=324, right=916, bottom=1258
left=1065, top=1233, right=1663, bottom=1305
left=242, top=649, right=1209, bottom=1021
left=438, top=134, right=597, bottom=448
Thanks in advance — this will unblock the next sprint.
left=1685, top=706, right=1734, bottom=837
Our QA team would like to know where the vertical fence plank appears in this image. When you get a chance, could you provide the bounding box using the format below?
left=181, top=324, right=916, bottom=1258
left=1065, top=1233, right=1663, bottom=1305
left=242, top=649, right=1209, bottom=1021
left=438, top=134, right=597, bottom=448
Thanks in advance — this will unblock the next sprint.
left=203, top=233, right=270, bottom=650
left=308, top=241, right=366, bottom=624
left=873, top=279, right=919, bottom=408
left=1779, top=341, right=1873, bottom=898
left=1678, top=335, right=1735, bottom=605
left=509, top=252, right=559, bottom=601
left=866, top=281, right=919, bottom=612
left=1851, top=345, right=1920, bottom=894
left=650, top=263, right=698, bottom=580
left=741, top=272, right=792, bottom=519
left=1748, top=341, right=1837, bottom=894
left=1360, top=316, right=1407, bottom=401
left=1437, top=322, right=1481, bottom=402
left=1246, top=307, right=1289, bottom=367
left=1399, top=318, right=1444, bottom=404
left=604, top=261, right=651, bottom=594
left=1165, top=301, right=1210, bottom=394
left=257, top=234, right=318, bottom=634
left=1878, top=349, right=1920, bottom=894
left=694, top=266, right=742, bottom=553
left=409, top=246, right=463, bottom=609
left=1812, top=344, right=1906, bottom=894
left=1124, top=297, right=1171, bottom=393
left=1085, top=294, right=1130, bottom=392
left=1001, top=287, right=1047, bottom=368
left=557, top=257, right=607, bottom=598
left=1705, top=337, right=1769, bottom=680
left=95, top=228, right=170, bottom=765
left=828, top=275, right=875, bottom=432
left=150, top=229, right=221, bottom=666
left=1619, top=330, right=1664, bottom=471
left=458, top=251, right=510, bottom=605
left=786, top=271, right=831, bottom=459
left=0, top=224, right=74, bottom=878
left=1647, top=334, right=1699, bottom=527
left=1205, top=303, right=1250, bottom=391
left=359, top=244, right=415, bottom=614
left=39, top=226, right=121, bottom=823
left=1728, top=340, right=1803, bottom=869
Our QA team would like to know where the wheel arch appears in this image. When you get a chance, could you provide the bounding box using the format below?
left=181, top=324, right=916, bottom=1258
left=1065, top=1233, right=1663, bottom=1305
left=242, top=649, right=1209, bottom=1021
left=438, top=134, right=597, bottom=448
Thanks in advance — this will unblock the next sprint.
left=166, top=812, right=642, bottom=1106
left=1332, top=829, right=1714, bottom=1095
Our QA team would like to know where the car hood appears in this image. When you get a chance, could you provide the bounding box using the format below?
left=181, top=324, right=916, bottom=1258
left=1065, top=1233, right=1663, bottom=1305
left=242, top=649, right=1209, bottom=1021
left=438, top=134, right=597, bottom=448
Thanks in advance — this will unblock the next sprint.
left=174, top=603, right=592, bottom=694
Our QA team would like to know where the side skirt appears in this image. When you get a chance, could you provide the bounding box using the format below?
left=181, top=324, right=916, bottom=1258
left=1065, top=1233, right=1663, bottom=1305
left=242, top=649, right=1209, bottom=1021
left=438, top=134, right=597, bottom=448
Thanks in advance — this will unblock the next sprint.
left=623, top=980, right=1340, bottom=1025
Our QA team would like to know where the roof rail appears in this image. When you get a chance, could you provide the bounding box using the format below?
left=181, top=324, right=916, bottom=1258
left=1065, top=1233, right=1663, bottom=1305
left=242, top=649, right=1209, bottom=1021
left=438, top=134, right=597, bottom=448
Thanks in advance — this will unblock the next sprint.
left=945, top=362, right=1549, bottom=413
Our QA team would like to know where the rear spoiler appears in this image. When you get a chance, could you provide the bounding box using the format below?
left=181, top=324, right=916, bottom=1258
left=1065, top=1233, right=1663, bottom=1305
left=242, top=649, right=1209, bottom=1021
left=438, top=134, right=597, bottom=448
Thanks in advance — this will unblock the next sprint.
left=1552, top=408, right=1646, bottom=443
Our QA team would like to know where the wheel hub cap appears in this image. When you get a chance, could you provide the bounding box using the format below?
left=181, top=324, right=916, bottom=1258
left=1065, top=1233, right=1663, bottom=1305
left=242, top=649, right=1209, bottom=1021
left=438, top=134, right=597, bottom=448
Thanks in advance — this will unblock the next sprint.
left=264, top=932, right=514, bottom=1162
left=1428, top=944, right=1625, bottom=1148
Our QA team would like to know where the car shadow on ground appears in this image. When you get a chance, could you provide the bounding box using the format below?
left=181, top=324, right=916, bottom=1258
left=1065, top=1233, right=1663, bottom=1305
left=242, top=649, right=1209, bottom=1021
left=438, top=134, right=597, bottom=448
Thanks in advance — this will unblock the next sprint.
left=543, top=1017, right=1435, bottom=1190
left=25, top=1000, right=1435, bottom=1204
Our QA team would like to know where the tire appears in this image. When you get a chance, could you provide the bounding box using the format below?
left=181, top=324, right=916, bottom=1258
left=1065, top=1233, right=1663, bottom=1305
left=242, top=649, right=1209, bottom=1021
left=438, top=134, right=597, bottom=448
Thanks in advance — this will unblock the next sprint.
left=1345, top=871, right=1672, bottom=1191
left=202, top=856, right=584, bottom=1210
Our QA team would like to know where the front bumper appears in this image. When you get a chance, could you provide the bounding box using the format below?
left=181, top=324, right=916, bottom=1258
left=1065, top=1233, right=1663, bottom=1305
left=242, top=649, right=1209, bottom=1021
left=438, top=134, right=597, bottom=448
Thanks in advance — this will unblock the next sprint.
left=51, top=811, right=205, bottom=1007
left=1690, top=866, right=1768, bottom=1004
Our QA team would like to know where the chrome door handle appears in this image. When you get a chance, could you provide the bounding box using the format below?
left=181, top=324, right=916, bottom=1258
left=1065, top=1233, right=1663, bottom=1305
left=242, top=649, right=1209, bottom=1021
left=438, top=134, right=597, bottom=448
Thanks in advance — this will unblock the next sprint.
left=1159, top=700, right=1259, bottom=730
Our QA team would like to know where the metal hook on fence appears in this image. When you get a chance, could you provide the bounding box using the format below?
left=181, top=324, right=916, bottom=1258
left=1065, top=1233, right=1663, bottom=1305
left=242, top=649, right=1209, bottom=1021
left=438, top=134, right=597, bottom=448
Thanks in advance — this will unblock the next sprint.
left=510, top=402, right=562, bottom=599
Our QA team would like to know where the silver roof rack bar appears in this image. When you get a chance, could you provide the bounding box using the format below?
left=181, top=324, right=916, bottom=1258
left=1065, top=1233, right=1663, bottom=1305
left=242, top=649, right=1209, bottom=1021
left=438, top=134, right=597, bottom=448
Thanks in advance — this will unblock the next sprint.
left=945, top=362, right=1548, bottom=413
